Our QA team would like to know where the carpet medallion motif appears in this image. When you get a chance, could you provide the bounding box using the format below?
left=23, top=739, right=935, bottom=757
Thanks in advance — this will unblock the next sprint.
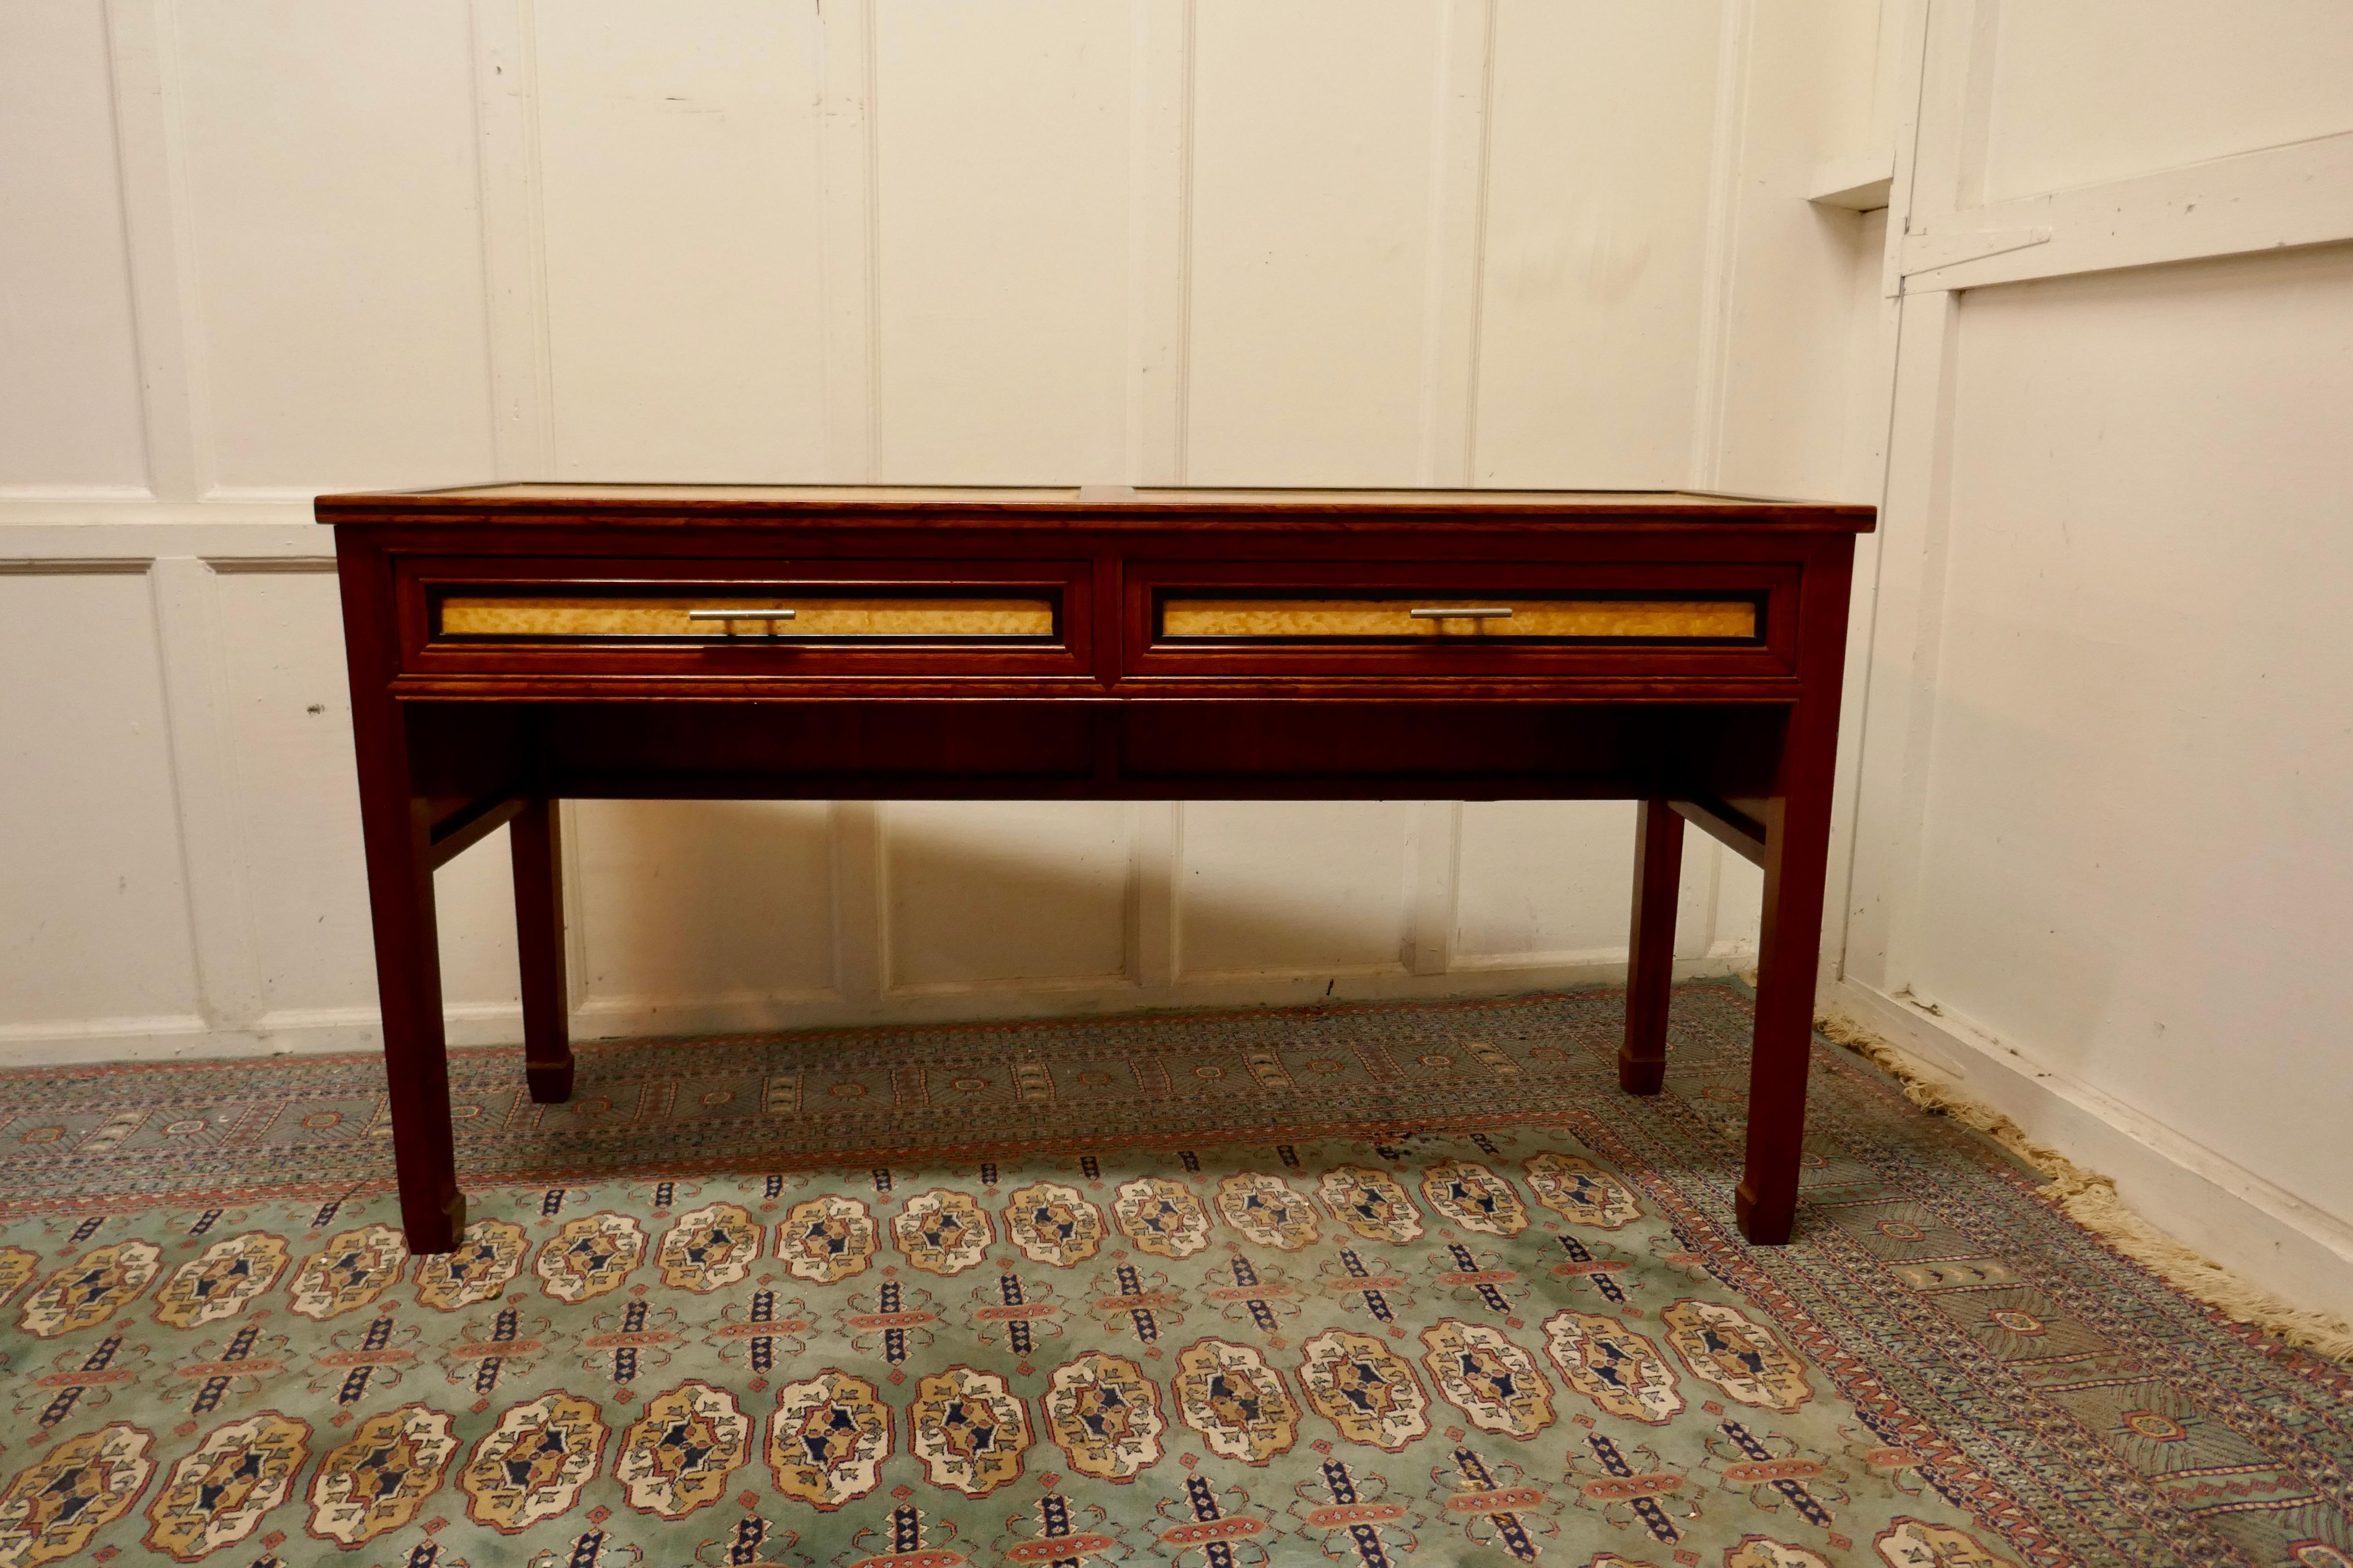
left=0, top=983, right=2346, bottom=1567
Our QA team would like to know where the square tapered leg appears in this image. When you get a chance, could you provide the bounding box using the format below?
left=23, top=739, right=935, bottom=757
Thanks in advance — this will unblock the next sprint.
left=511, top=796, right=575, bottom=1104
left=1619, top=799, right=1684, bottom=1094
left=1735, top=705, right=1839, bottom=1246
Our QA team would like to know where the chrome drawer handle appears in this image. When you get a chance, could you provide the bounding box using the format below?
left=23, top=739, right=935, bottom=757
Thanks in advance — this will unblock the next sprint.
left=1407, top=606, right=1512, bottom=619
left=687, top=607, right=796, bottom=622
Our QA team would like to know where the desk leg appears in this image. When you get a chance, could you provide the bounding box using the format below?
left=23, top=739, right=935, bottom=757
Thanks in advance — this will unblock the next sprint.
left=352, top=767, right=464, bottom=1256
left=1618, top=799, right=1684, bottom=1094
left=511, top=797, right=574, bottom=1104
left=1735, top=710, right=1838, bottom=1247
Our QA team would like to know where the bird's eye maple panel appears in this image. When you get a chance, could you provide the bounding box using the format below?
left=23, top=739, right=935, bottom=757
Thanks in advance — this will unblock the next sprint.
left=435, top=593, right=1058, bottom=641
left=1123, top=560, right=1798, bottom=680
left=1155, top=596, right=1759, bottom=641
left=395, top=557, right=1092, bottom=680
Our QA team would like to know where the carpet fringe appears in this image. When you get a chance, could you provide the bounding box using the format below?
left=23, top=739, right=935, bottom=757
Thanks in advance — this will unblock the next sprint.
left=1814, top=1011, right=2353, bottom=1363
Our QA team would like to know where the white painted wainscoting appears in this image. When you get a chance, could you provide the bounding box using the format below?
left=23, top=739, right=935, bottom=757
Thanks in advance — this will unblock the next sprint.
left=1827, top=0, right=2353, bottom=1311
left=2, top=0, right=1884, bottom=1066
left=0, top=513, right=1774, bottom=1062
left=2, top=547, right=1774, bottom=1066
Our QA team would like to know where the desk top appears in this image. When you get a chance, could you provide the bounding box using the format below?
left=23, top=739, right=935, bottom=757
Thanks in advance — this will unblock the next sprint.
left=318, top=482, right=1875, bottom=531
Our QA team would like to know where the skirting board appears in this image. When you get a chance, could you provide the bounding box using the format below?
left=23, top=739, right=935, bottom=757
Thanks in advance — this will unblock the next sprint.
left=0, top=948, right=1756, bottom=1067
left=1825, top=975, right=2353, bottom=1323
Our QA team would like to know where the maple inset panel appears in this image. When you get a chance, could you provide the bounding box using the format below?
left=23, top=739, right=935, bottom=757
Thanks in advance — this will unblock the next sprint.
left=1158, top=596, right=1758, bottom=643
left=435, top=593, right=1058, bottom=642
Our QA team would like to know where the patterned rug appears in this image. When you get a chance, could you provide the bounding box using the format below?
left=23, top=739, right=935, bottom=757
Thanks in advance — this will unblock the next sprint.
left=0, top=982, right=2346, bottom=1568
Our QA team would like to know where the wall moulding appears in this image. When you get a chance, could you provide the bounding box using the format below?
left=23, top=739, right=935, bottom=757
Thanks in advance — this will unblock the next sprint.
left=0, top=511, right=322, bottom=541
left=0, top=556, right=155, bottom=575
left=0, top=485, right=158, bottom=503
left=1900, top=130, right=2353, bottom=294
left=202, top=555, right=337, bottom=574
left=103, top=0, right=212, bottom=503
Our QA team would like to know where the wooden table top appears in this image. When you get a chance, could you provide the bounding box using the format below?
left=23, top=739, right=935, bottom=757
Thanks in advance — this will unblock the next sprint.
left=318, top=482, right=1877, bottom=530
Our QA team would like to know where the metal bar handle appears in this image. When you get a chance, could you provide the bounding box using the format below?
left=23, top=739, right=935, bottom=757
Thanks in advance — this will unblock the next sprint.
left=1407, top=606, right=1513, bottom=619
left=686, top=607, right=797, bottom=621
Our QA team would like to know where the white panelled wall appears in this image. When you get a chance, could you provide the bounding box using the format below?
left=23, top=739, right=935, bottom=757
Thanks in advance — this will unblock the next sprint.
left=4, top=0, right=1860, bottom=1068
left=6, top=1, right=2349, bottom=1316
left=1824, top=2, right=2353, bottom=1314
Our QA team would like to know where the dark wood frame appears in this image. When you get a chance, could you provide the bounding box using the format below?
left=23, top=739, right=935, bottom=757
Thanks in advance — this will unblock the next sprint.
left=324, top=485, right=1872, bottom=1254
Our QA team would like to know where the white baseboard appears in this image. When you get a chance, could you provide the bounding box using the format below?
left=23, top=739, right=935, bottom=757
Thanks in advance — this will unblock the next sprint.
left=0, top=951, right=1757, bottom=1066
left=0, top=1013, right=216, bottom=1060
left=1824, top=976, right=2353, bottom=1320
left=0, top=1003, right=533, bottom=1064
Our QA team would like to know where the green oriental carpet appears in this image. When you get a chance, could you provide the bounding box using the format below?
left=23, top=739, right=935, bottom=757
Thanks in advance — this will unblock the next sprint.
left=0, top=981, right=2346, bottom=1568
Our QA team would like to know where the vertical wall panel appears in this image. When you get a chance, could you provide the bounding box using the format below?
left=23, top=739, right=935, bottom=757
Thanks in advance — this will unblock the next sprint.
left=0, top=572, right=201, bottom=1025
left=1178, top=802, right=1417, bottom=976
left=434, top=831, right=525, bottom=1014
left=1983, top=2, right=2353, bottom=202
left=1456, top=800, right=1726, bottom=964
left=174, top=0, right=496, bottom=488
left=872, top=0, right=1131, bottom=482
left=1714, top=844, right=1762, bottom=955
left=1184, top=0, right=1442, bottom=484
left=0, top=2, right=148, bottom=489
left=1918, top=247, right=2353, bottom=1214
left=885, top=801, right=1131, bottom=987
left=1474, top=0, right=1723, bottom=486
left=529, top=47, right=854, bottom=985
left=535, top=0, right=831, bottom=480
left=575, top=801, right=836, bottom=1007
left=1457, top=802, right=1637, bottom=959
left=209, top=568, right=523, bottom=1017
left=1708, top=0, right=1883, bottom=500
left=208, top=568, right=371, bottom=1014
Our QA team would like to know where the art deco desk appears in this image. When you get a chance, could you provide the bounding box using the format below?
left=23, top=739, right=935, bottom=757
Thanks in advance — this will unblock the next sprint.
left=322, top=483, right=1874, bottom=1255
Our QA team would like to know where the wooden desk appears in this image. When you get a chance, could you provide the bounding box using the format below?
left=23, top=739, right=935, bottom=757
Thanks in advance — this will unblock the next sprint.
left=323, top=483, right=1874, bottom=1254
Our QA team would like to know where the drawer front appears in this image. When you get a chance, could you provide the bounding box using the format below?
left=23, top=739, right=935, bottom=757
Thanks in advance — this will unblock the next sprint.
left=1128, top=562, right=1796, bottom=677
left=398, top=558, right=1093, bottom=679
